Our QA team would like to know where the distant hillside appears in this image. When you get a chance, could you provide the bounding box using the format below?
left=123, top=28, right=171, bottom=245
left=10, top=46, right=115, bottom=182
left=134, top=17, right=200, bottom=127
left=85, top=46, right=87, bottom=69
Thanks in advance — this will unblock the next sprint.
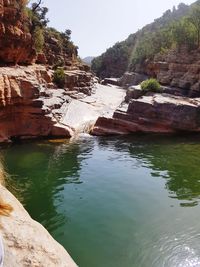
left=91, top=1, right=200, bottom=79
left=82, top=56, right=95, bottom=65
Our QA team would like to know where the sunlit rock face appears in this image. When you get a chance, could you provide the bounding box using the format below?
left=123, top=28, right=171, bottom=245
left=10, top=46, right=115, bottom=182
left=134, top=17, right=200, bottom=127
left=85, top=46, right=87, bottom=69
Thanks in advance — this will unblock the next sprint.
left=91, top=94, right=200, bottom=135
left=0, top=0, right=36, bottom=64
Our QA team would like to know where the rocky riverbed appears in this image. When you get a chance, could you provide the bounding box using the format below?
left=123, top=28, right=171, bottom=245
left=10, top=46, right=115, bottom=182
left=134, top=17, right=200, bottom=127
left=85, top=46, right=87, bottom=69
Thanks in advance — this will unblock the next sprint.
left=2, top=65, right=200, bottom=141
left=91, top=84, right=200, bottom=135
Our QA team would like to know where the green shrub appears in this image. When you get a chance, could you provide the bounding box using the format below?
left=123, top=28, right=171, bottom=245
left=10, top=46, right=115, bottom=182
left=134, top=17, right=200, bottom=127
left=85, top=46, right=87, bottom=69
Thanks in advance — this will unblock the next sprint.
left=141, top=79, right=161, bottom=92
left=33, top=27, right=44, bottom=52
left=53, top=68, right=65, bottom=88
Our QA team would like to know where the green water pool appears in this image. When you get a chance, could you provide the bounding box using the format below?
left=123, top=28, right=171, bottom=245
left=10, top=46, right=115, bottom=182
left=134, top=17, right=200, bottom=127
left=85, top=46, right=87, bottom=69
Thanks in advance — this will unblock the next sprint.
left=2, top=134, right=200, bottom=267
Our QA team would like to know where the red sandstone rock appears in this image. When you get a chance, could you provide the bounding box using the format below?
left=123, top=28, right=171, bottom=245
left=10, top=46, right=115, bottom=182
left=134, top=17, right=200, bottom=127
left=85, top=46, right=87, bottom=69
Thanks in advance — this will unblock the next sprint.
left=0, top=64, right=97, bottom=143
left=0, top=0, right=36, bottom=64
left=0, top=65, right=74, bottom=143
left=91, top=94, right=200, bottom=135
left=36, top=53, right=47, bottom=65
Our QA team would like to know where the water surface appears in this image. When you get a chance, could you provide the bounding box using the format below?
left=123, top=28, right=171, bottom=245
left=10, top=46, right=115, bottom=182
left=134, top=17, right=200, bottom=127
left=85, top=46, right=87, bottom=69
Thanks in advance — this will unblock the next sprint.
left=3, top=135, right=200, bottom=267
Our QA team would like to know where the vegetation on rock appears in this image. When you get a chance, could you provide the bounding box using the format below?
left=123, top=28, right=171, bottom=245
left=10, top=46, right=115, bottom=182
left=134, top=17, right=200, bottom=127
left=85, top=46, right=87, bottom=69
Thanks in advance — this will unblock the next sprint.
left=141, top=79, right=161, bottom=92
left=53, top=68, right=66, bottom=88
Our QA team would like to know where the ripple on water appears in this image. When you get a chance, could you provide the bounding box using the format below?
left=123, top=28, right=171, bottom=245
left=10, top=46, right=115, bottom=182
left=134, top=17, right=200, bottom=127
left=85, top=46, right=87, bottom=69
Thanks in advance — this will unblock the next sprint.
left=147, top=229, right=200, bottom=267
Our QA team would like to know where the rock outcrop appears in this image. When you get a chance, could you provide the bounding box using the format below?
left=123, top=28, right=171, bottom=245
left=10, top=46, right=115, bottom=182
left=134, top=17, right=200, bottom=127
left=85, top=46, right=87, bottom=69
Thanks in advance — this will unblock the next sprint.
left=0, top=0, right=99, bottom=143
left=0, top=65, right=96, bottom=143
left=43, top=31, right=75, bottom=67
left=0, top=0, right=36, bottom=64
left=0, top=185, right=77, bottom=267
left=91, top=93, right=200, bottom=135
left=141, top=48, right=200, bottom=97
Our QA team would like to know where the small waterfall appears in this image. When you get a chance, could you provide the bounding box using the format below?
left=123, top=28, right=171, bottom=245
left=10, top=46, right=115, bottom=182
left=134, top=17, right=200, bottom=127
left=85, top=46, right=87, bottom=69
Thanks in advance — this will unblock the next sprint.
left=75, top=119, right=97, bottom=135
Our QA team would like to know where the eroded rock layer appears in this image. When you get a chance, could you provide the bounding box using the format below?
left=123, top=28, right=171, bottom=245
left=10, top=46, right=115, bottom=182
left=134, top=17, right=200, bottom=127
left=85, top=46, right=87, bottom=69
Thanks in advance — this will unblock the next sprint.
left=0, top=65, right=96, bottom=143
left=142, top=49, right=200, bottom=97
left=91, top=93, right=200, bottom=135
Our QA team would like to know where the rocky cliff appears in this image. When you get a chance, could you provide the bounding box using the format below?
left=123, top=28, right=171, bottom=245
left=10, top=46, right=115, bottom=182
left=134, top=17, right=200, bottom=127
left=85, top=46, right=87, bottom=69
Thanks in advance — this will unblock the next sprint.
left=142, top=48, right=200, bottom=97
left=0, top=0, right=36, bottom=64
left=0, top=65, right=96, bottom=143
left=0, top=185, right=77, bottom=267
left=0, top=0, right=97, bottom=143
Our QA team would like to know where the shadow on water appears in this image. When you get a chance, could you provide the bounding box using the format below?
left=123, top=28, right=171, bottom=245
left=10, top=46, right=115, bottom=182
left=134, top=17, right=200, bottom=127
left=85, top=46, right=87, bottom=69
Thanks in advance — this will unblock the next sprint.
left=1, top=138, right=94, bottom=233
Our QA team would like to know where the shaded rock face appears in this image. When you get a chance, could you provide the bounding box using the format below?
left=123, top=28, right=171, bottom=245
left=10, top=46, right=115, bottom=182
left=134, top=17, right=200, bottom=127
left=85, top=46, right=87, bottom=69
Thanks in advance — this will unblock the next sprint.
left=142, top=49, right=200, bottom=97
left=91, top=94, right=200, bottom=135
left=0, top=185, right=77, bottom=267
left=101, top=72, right=147, bottom=88
left=0, top=0, right=36, bottom=64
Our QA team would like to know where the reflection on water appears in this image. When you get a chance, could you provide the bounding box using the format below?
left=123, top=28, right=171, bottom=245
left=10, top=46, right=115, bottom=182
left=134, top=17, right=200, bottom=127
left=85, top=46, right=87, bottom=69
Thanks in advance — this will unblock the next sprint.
left=3, top=139, right=93, bottom=232
left=2, top=134, right=200, bottom=267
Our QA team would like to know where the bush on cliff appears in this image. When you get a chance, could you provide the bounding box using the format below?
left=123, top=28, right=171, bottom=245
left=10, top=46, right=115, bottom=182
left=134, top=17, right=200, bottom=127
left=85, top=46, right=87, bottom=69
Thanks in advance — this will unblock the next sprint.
left=141, top=79, right=161, bottom=92
left=53, top=68, right=65, bottom=88
left=33, top=27, right=44, bottom=52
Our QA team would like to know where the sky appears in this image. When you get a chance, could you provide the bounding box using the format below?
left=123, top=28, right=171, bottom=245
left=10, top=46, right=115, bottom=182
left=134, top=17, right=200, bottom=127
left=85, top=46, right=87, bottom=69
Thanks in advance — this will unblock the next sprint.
left=41, top=0, right=195, bottom=58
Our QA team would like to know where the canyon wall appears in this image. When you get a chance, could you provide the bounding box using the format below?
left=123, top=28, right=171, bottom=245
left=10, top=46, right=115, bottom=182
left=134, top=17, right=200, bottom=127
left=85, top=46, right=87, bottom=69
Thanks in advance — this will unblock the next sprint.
left=0, top=65, right=96, bottom=143
left=0, top=0, right=36, bottom=64
left=143, top=48, right=200, bottom=97
left=0, top=0, right=96, bottom=143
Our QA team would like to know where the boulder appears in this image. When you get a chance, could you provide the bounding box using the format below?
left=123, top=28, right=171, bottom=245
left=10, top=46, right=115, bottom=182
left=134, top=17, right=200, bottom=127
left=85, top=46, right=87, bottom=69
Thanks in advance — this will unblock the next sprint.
left=101, top=78, right=120, bottom=86
left=125, top=85, right=144, bottom=102
left=119, top=72, right=148, bottom=87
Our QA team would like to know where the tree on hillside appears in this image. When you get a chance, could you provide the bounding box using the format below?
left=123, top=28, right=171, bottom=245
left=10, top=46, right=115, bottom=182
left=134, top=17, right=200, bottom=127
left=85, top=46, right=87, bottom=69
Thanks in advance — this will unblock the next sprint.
left=30, top=1, right=49, bottom=31
left=27, top=1, right=49, bottom=51
left=31, top=0, right=42, bottom=12
left=171, top=18, right=196, bottom=50
left=188, top=5, right=200, bottom=47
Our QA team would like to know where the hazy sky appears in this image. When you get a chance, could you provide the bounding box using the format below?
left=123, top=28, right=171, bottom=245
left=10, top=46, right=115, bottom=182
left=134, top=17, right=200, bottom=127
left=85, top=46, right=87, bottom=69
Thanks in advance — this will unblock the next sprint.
left=41, top=0, right=195, bottom=58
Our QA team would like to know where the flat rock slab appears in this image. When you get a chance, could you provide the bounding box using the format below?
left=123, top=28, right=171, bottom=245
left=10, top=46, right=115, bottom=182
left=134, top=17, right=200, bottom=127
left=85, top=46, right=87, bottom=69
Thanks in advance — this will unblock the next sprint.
left=61, top=84, right=126, bottom=132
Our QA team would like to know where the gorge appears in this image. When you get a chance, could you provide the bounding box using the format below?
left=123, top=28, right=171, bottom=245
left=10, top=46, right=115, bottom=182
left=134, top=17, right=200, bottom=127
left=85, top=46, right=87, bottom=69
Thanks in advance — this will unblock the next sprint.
left=2, top=0, right=200, bottom=267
